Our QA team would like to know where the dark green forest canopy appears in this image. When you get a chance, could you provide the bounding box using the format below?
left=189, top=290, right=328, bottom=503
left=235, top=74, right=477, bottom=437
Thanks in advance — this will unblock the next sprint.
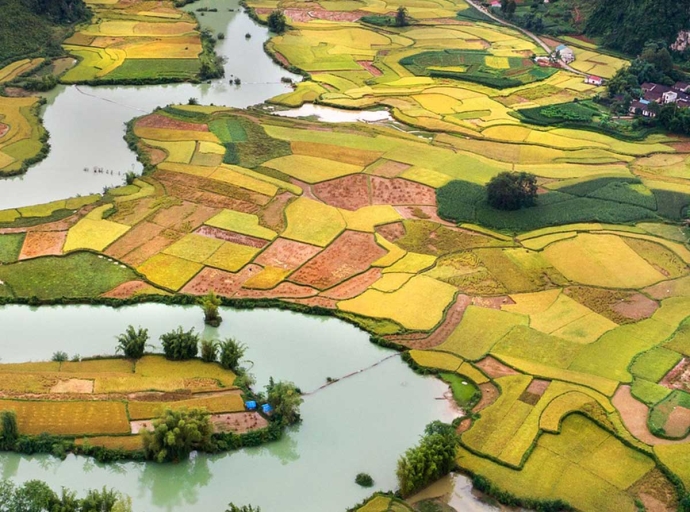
left=585, top=0, right=690, bottom=55
left=0, top=0, right=89, bottom=66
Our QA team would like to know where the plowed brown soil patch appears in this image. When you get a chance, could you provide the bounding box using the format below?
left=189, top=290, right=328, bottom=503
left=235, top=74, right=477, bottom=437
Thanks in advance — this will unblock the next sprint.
left=181, top=265, right=260, bottom=296
left=357, top=61, right=382, bottom=76
left=472, top=296, right=515, bottom=310
left=105, top=221, right=164, bottom=259
left=286, top=296, right=338, bottom=309
left=644, top=277, right=689, bottom=300
left=660, top=358, right=690, bottom=392
left=195, top=225, right=268, bottom=248
left=0, top=123, right=9, bottom=138
left=211, top=412, right=268, bottom=434
left=368, top=159, right=410, bottom=178
left=137, top=113, right=209, bottom=132
left=259, top=191, right=294, bottom=232
left=176, top=204, right=218, bottom=231
left=312, top=174, right=370, bottom=210
left=475, top=356, right=520, bottom=379
left=670, top=141, right=690, bottom=152
left=473, top=382, right=499, bottom=412
left=151, top=201, right=197, bottom=227
left=376, top=221, right=405, bottom=243
left=19, top=231, right=67, bottom=260
left=612, top=293, right=659, bottom=320
left=120, top=233, right=179, bottom=267
left=630, top=468, right=680, bottom=512
left=664, top=406, right=690, bottom=438
left=289, top=231, right=386, bottom=289
left=385, top=294, right=471, bottom=349
left=101, top=280, right=162, bottom=299
left=456, top=417, right=472, bottom=434
left=235, top=282, right=317, bottom=299
left=110, top=197, right=159, bottom=226
left=612, top=386, right=685, bottom=445
left=141, top=144, right=167, bottom=166
left=371, top=177, right=436, bottom=205
left=320, top=267, right=382, bottom=300
left=254, top=237, right=321, bottom=270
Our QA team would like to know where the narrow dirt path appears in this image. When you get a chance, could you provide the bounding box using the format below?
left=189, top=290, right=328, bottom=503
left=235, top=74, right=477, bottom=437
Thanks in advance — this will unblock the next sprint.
left=303, top=353, right=401, bottom=395
left=462, top=0, right=586, bottom=76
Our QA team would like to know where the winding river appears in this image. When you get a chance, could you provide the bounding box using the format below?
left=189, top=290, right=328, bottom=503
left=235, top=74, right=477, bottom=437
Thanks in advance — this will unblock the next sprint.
left=0, top=1, right=500, bottom=510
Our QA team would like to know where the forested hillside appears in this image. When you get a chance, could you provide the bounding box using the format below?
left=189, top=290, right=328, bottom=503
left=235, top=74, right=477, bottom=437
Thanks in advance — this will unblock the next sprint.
left=0, top=0, right=89, bottom=67
left=585, top=0, right=690, bottom=55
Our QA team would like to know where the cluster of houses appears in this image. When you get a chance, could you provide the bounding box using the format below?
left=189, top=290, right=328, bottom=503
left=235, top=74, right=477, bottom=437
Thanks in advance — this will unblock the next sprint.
left=629, top=82, right=690, bottom=117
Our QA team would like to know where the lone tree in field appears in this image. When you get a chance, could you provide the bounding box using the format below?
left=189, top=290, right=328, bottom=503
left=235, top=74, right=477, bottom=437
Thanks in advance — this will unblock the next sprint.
left=266, top=378, right=303, bottom=426
left=395, top=6, right=409, bottom=27
left=219, top=338, right=246, bottom=372
left=486, top=171, right=537, bottom=211
left=116, top=325, right=149, bottom=359
left=199, top=291, right=222, bottom=327
left=267, top=10, right=287, bottom=33
left=396, top=421, right=458, bottom=497
left=142, top=408, right=214, bottom=463
left=160, top=327, right=199, bottom=360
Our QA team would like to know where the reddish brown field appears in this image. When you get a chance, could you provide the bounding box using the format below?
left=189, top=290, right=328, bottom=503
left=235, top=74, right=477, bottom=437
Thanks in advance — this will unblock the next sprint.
left=150, top=201, right=197, bottom=228
left=101, top=280, right=157, bottom=299
left=195, top=225, right=268, bottom=248
left=371, top=177, right=437, bottom=205
left=660, top=358, right=690, bottom=392
left=289, top=231, right=386, bottom=289
left=136, top=114, right=209, bottom=132
left=612, top=386, right=685, bottom=445
left=357, top=61, right=382, bottom=76
left=254, top=237, right=321, bottom=270
left=120, top=233, right=180, bottom=267
left=286, top=296, right=338, bottom=309
left=19, top=231, right=67, bottom=260
left=312, top=174, right=370, bottom=210
left=376, top=222, right=405, bottom=243
left=475, top=356, right=520, bottom=379
left=235, top=282, right=317, bottom=299
left=181, top=265, right=261, bottom=296
left=472, top=296, right=515, bottom=310
left=386, top=294, right=471, bottom=349
left=105, top=221, right=165, bottom=260
left=395, top=205, right=454, bottom=225
left=0, top=123, right=9, bottom=138
left=612, top=293, right=659, bottom=321
left=664, top=406, right=690, bottom=439
left=211, top=412, right=268, bottom=434
left=320, top=267, right=382, bottom=300
left=473, top=382, right=499, bottom=412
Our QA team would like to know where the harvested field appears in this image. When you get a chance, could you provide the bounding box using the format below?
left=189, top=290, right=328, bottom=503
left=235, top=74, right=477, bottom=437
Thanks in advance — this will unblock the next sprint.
left=254, top=237, right=321, bottom=270
left=211, top=412, right=269, bottom=434
left=50, top=379, right=94, bottom=394
left=104, top=221, right=166, bottom=260
left=473, top=381, right=500, bottom=412
left=289, top=231, right=387, bottom=289
left=195, top=225, right=268, bottom=248
left=119, top=233, right=178, bottom=268
left=371, top=177, right=437, bottom=205
left=18, top=231, right=67, bottom=260
left=475, top=356, right=521, bottom=379
left=312, top=174, right=371, bottom=210
left=136, top=114, right=209, bottom=132
left=612, top=386, right=684, bottom=446
left=101, top=280, right=165, bottom=299
left=181, top=265, right=261, bottom=296
left=320, top=268, right=383, bottom=300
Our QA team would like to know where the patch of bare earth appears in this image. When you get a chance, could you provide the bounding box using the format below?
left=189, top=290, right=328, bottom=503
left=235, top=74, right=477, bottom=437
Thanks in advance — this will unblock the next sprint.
left=660, top=358, right=690, bottom=392
left=664, top=406, right=690, bottom=438
left=612, top=386, right=686, bottom=445
left=211, top=412, right=268, bottom=433
left=234, top=282, right=317, bottom=299
left=136, top=114, right=209, bottom=131
left=105, top=221, right=165, bottom=260
left=473, top=382, right=499, bottom=412
left=371, top=177, right=437, bottom=205
left=385, top=294, right=471, bottom=349
left=612, top=293, right=659, bottom=320
left=0, top=123, right=9, bottom=138
left=376, top=221, right=406, bottom=243
left=181, top=265, right=261, bottom=296
left=101, top=281, right=162, bottom=299
left=320, top=268, right=382, bottom=300
left=472, top=295, right=515, bottom=309
left=475, top=356, right=520, bottom=379
left=312, top=174, right=370, bottom=210
left=254, top=237, right=321, bottom=270
left=50, top=379, right=94, bottom=394
left=19, top=231, right=67, bottom=259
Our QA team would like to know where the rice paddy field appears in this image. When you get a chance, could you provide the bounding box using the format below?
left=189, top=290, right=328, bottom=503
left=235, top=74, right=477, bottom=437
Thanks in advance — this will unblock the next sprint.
left=60, top=0, right=204, bottom=83
left=1, top=0, right=690, bottom=509
left=0, top=96, right=46, bottom=176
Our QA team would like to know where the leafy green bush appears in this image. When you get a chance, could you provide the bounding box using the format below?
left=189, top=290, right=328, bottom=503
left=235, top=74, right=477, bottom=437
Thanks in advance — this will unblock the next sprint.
left=160, top=327, right=199, bottom=360
left=219, top=338, right=246, bottom=372
left=142, top=408, right=214, bottom=463
left=116, top=325, right=149, bottom=359
left=355, top=473, right=374, bottom=487
left=201, top=339, right=219, bottom=363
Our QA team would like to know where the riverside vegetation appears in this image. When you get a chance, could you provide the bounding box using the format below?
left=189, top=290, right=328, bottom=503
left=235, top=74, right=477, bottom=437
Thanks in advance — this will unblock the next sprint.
left=0, top=0, right=690, bottom=509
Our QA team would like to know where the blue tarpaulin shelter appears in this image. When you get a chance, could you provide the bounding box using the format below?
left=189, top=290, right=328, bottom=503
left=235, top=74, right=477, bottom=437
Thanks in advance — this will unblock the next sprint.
left=245, top=401, right=257, bottom=410
left=261, top=404, right=273, bottom=414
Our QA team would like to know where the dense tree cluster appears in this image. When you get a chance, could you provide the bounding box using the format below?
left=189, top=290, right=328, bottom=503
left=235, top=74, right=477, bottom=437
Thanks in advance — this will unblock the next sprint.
left=486, top=172, right=538, bottom=211
left=585, top=0, right=690, bottom=55
left=267, top=10, right=287, bottom=34
left=160, top=327, right=199, bottom=360
left=142, top=408, right=214, bottom=463
left=0, top=480, right=130, bottom=512
left=266, top=378, right=303, bottom=426
left=396, top=422, right=459, bottom=497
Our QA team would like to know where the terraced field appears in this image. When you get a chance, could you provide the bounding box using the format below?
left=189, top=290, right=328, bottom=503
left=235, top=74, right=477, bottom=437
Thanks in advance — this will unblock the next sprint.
left=0, top=96, right=46, bottom=176
left=1, top=0, right=690, bottom=509
left=61, top=0, right=205, bottom=83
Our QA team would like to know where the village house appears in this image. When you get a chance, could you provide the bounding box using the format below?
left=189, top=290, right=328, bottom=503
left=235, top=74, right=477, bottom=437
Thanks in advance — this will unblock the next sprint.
left=585, top=75, right=603, bottom=86
left=555, top=44, right=575, bottom=63
left=629, top=81, right=690, bottom=117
